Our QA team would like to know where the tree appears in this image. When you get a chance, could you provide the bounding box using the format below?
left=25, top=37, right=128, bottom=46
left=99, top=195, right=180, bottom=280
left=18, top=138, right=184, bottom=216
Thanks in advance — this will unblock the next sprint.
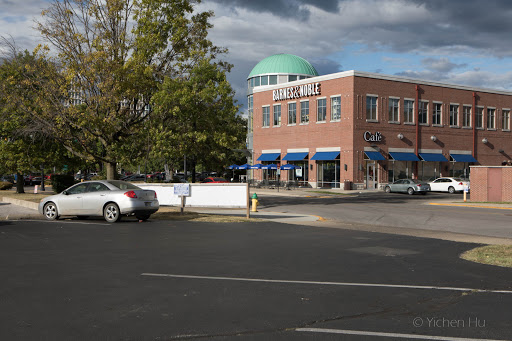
left=151, top=57, right=247, bottom=181
left=32, top=0, right=227, bottom=179
left=0, top=48, right=75, bottom=193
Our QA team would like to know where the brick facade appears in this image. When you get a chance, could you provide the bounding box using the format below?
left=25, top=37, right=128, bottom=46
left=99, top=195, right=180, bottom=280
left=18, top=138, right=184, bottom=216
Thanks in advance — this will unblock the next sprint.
left=252, top=71, right=512, bottom=189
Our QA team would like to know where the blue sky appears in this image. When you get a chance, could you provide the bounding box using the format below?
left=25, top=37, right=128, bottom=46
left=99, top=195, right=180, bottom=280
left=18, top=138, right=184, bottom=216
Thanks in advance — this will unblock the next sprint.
left=4, top=0, right=512, bottom=112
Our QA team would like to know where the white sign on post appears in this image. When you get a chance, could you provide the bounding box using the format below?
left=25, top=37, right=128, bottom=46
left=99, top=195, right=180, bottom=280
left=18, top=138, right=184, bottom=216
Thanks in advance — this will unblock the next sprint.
left=174, top=184, right=190, bottom=214
left=174, top=184, right=190, bottom=196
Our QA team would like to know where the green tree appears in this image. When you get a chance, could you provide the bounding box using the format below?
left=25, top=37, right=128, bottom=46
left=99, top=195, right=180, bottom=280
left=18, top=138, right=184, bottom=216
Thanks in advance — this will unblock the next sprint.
left=0, top=49, right=75, bottom=193
left=32, top=0, right=227, bottom=179
left=151, top=57, right=247, bottom=181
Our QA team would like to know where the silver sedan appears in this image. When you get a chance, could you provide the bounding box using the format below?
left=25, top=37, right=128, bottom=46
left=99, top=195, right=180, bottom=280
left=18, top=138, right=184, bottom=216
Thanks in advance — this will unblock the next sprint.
left=384, top=179, right=431, bottom=195
left=39, top=180, right=159, bottom=222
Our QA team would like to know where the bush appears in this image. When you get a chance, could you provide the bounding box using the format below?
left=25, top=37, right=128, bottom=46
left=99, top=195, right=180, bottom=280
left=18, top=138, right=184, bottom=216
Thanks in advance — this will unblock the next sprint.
left=0, top=181, right=13, bottom=190
left=51, top=174, right=76, bottom=193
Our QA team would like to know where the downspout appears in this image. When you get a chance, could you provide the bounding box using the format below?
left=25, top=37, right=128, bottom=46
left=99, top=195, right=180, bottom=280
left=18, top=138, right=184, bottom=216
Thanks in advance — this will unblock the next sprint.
left=473, top=92, right=477, bottom=159
left=415, top=85, right=419, bottom=179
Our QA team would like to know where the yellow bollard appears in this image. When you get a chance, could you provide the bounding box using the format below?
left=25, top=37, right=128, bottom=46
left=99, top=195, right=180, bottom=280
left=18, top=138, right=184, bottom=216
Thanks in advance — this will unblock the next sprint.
left=251, top=193, right=259, bottom=212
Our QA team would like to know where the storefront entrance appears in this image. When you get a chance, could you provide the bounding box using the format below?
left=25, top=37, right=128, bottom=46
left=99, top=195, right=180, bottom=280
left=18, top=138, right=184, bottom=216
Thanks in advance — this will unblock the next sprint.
left=365, top=161, right=377, bottom=189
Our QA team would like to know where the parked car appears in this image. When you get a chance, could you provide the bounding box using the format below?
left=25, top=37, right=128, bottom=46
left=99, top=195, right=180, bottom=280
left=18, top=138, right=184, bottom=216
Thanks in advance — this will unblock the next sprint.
left=384, top=179, right=431, bottom=195
left=201, top=177, right=229, bottom=183
left=0, top=175, right=14, bottom=183
left=39, top=180, right=159, bottom=222
left=429, top=177, right=469, bottom=194
left=24, top=174, right=43, bottom=186
left=121, top=174, right=147, bottom=182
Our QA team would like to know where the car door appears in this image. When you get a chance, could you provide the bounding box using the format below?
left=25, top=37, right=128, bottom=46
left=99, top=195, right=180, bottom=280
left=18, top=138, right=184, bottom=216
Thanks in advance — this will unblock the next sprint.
left=81, top=182, right=111, bottom=215
left=430, top=178, right=443, bottom=192
left=58, top=183, right=89, bottom=215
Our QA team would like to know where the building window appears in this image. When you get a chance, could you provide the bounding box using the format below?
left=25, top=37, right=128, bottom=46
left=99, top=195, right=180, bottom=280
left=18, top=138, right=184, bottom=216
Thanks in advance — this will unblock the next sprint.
left=366, top=96, right=377, bottom=121
left=260, top=76, right=268, bottom=86
left=288, top=102, right=296, bottom=125
left=269, top=75, right=278, bottom=85
left=419, top=101, right=428, bottom=124
left=462, top=105, right=472, bottom=128
left=262, top=106, right=270, bottom=127
left=273, top=104, right=281, bottom=126
left=404, top=100, right=414, bottom=124
left=487, top=108, right=496, bottom=129
left=317, top=98, right=326, bottom=122
left=288, top=75, right=297, bottom=82
left=300, top=101, right=309, bottom=124
left=503, top=109, right=510, bottom=130
left=388, top=98, right=399, bottom=123
left=450, top=104, right=459, bottom=126
left=254, top=76, right=260, bottom=87
left=476, top=107, right=484, bottom=128
left=433, top=103, right=442, bottom=125
left=331, top=96, right=341, bottom=121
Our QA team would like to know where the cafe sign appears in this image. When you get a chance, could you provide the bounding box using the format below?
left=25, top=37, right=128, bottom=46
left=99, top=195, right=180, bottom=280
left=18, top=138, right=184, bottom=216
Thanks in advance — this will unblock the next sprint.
left=273, top=82, right=321, bottom=101
left=364, top=131, right=382, bottom=142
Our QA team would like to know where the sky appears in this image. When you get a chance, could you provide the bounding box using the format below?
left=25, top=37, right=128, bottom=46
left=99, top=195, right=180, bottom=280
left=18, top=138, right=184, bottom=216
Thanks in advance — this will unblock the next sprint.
left=3, top=0, right=512, bottom=114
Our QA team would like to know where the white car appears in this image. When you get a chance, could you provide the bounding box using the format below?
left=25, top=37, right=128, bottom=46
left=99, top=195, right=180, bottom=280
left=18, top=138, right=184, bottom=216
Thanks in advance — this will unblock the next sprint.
left=39, top=180, right=159, bottom=222
left=429, top=177, right=469, bottom=194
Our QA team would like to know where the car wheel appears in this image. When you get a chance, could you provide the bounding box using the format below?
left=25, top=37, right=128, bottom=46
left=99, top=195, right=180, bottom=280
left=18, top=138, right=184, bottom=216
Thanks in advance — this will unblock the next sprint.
left=104, top=203, right=121, bottom=223
left=385, top=186, right=391, bottom=193
left=136, top=214, right=151, bottom=221
left=43, top=202, right=59, bottom=220
left=448, top=186, right=455, bottom=194
left=407, top=187, right=414, bottom=195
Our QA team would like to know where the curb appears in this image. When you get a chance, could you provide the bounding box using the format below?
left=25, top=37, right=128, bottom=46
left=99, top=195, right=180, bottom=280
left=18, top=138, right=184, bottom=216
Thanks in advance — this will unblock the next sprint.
left=429, top=202, right=512, bottom=210
left=1, top=197, right=39, bottom=210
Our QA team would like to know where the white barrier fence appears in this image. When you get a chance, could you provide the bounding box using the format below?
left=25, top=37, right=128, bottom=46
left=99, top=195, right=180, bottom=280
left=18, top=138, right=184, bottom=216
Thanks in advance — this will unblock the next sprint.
left=135, top=183, right=249, bottom=208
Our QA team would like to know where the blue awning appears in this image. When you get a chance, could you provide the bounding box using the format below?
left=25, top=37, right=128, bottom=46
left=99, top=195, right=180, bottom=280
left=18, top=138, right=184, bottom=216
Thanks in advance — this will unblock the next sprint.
left=419, top=153, right=449, bottom=162
left=257, top=153, right=281, bottom=161
left=237, top=163, right=250, bottom=169
left=249, top=163, right=262, bottom=169
left=311, top=151, right=340, bottom=161
left=282, top=152, right=309, bottom=161
left=364, top=151, right=386, bottom=161
left=450, top=154, right=478, bottom=163
left=227, top=164, right=239, bottom=169
left=389, top=152, right=420, bottom=161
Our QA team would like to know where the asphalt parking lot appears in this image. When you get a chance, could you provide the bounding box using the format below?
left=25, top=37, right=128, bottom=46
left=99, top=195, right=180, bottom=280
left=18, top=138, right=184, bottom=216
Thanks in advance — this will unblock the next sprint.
left=1, top=218, right=512, bottom=340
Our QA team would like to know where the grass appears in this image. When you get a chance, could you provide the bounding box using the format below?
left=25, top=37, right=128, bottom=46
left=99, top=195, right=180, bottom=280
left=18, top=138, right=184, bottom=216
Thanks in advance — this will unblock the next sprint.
left=0, top=191, right=52, bottom=203
left=461, top=245, right=512, bottom=268
left=152, top=207, right=260, bottom=223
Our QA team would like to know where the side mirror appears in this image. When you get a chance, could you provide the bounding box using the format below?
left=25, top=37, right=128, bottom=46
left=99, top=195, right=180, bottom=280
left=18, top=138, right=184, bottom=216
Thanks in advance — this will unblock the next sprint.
left=62, top=191, right=68, bottom=195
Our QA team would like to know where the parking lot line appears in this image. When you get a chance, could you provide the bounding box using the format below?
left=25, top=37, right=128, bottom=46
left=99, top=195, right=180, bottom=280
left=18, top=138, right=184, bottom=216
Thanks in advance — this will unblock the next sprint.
left=295, top=328, right=509, bottom=341
left=140, top=273, right=512, bottom=294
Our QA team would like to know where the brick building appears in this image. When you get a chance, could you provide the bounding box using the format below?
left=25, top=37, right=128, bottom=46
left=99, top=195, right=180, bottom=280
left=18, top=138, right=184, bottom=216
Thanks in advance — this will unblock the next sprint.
left=247, top=54, right=512, bottom=189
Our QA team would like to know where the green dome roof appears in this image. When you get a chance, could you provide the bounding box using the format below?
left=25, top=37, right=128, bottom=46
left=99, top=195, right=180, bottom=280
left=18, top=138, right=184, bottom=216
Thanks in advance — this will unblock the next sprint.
left=248, top=54, right=319, bottom=78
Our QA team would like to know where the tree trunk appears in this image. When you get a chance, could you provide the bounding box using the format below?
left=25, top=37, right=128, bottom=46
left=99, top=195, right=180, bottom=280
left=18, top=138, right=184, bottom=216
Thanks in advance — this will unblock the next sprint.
left=191, top=160, right=196, bottom=183
left=105, top=162, right=117, bottom=180
left=16, top=172, right=25, bottom=194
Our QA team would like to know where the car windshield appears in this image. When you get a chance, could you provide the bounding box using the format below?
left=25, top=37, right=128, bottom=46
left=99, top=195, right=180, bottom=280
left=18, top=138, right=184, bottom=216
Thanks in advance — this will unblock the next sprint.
left=107, top=180, right=141, bottom=190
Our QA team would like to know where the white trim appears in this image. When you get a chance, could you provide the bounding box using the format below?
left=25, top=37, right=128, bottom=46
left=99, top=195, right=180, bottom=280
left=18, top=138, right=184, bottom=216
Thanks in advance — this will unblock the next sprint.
left=261, top=149, right=281, bottom=153
left=388, top=96, right=400, bottom=100
left=316, top=147, right=341, bottom=152
left=287, top=148, right=309, bottom=153
left=329, top=94, right=342, bottom=98
left=449, top=150, right=472, bottom=155
left=388, top=148, right=414, bottom=153
left=316, top=96, right=326, bottom=100
left=419, top=149, right=443, bottom=154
